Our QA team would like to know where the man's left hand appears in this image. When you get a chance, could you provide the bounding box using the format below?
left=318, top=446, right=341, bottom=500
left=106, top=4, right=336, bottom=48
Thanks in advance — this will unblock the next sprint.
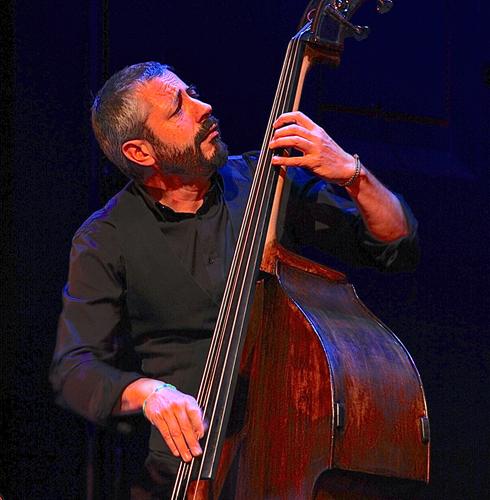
left=269, top=111, right=357, bottom=185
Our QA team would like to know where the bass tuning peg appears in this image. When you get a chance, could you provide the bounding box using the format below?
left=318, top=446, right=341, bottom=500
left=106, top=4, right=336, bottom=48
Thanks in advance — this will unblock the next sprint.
left=377, top=0, right=394, bottom=14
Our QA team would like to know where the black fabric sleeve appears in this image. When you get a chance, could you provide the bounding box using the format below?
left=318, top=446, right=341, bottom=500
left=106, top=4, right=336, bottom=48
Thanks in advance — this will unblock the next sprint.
left=282, top=168, right=420, bottom=273
left=50, top=219, right=143, bottom=424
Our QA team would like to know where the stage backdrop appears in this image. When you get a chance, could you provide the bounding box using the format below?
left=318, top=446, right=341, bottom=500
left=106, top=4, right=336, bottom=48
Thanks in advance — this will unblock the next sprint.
left=1, top=1, right=488, bottom=498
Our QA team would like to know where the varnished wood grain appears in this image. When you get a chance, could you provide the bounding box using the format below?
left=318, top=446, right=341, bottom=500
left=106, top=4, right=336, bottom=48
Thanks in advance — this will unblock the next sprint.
left=207, top=245, right=428, bottom=499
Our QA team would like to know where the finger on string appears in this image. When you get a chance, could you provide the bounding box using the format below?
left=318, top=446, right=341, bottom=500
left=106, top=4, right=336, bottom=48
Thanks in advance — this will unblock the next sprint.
left=186, top=401, right=205, bottom=439
left=154, top=417, right=181, bottom=458
left=162, top=410, right=194, bottom=462
left=269, top=135, right=312, bottom=152
left=273, top=111, right=316, bottom=130
left=270, top=155, right=309, bottom=167
left=271, top=123, right=315, bottom=140
left=175, top=406, right=203, bottom=456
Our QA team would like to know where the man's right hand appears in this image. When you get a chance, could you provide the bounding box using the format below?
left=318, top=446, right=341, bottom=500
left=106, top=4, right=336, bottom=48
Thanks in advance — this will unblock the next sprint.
left=143, top=385, right=205, bottom=462
left=115, top=378, right=205, bottom=462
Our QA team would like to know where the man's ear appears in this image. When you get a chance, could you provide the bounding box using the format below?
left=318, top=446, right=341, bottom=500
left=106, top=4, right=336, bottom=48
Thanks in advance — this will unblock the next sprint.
left=122, top=139, right=156, bottom=167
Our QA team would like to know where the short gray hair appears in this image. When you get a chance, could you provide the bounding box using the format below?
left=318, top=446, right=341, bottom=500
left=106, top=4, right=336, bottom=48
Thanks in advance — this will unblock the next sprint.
left=91, top=62, right=171, bottom=181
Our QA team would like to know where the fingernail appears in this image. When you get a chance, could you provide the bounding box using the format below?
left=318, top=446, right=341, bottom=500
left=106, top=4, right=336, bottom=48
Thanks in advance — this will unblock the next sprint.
left=193, top=446, right=202, bottom=455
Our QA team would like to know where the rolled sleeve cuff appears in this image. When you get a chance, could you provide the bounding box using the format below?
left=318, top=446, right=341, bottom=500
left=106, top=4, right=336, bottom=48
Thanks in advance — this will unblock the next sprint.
left=357, top=193, right=420, bottom=272
left=56, top=360, right=144, bottom=425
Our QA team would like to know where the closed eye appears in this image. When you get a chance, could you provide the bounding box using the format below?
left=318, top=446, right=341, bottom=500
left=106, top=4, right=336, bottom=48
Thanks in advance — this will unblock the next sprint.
left=186, top=84, right=200, bottom=99
left=168, top=85, right=201, bottom=118
left=168, top=89, right=183, bottom=118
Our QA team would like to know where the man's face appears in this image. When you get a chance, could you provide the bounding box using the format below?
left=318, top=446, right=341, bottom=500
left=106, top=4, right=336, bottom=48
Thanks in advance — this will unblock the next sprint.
left=138, top=72, right=228, bottom=177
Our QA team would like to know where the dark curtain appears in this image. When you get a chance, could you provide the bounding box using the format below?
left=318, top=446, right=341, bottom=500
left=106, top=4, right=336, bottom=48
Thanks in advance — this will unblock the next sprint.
left=1, top=1, right=488, bottom=498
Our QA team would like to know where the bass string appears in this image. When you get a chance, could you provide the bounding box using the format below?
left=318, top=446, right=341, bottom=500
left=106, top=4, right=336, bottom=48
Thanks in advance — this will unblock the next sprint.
left=196, top=19, right=309, bottom=414
left=192, top=34, right=301, bottom=490
left=196, top=36, right=298, bottom=421
left=175, top=31, right=303, bottom=499
left=173, top=39, right=298, bottom=497
left=197, top=20, right=309, bottom=417
left=172, top=23, right=309, bottom=499
left=195, top=19, right=311, bottom=420
left=194, top=32, right=299, bottom=413
left=198, top=32, right=302, bottom=426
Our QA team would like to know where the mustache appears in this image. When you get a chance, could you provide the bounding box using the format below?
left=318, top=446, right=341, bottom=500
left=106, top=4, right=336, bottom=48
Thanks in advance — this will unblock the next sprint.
left=195, top=116, right=220, bottom=144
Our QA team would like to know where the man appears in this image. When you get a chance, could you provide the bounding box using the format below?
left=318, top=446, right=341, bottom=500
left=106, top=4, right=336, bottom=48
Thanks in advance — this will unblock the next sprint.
left=51, top=62, right=418, bottom=496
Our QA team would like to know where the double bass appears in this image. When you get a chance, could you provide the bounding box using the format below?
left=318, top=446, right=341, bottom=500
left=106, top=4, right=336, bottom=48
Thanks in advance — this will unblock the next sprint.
left=172, top=1, right=430, bottom=497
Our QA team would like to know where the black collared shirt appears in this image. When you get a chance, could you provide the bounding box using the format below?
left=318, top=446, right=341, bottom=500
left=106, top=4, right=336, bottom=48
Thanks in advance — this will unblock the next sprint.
left=151, top=177, right=235, bottom=305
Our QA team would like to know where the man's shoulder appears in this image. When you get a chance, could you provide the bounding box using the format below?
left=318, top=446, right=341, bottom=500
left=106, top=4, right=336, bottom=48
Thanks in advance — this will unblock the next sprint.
left=220, top=152, right=324, bottom=190
left=74, top=181, right=140, bottom=239
left=219, top=151, right=259, bottom=181
left=218, top=152, right=333, bottom=205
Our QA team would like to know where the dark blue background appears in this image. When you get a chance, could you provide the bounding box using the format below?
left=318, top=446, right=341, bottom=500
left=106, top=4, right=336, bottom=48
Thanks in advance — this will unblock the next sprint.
left=1, top=1, right=489, bottom=498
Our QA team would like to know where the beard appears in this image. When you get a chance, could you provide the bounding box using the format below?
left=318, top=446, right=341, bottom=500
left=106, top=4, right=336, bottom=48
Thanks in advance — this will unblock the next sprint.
left=145, top=116, right=228, bottom=177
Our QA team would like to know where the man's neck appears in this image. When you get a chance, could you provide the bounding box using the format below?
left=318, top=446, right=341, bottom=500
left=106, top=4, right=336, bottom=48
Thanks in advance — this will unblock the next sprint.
left=143, top=173, right=212, bottom=214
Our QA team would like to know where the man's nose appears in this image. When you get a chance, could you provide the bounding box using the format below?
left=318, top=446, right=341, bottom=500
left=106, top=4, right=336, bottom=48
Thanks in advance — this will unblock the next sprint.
left=193, top=98, right=212, bottom=123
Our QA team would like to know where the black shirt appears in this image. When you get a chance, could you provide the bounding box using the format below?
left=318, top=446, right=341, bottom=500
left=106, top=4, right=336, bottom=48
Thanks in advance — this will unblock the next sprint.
left=154, top=176, right=234, bottom=304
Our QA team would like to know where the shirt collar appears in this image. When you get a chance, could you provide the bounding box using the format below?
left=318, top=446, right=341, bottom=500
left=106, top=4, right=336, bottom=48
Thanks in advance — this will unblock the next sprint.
left=132, top=173, right=223, bottom=222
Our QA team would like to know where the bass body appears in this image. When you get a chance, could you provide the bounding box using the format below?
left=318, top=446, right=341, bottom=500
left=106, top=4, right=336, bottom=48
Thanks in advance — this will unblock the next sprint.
left=208, top=245, right=429, bottom=499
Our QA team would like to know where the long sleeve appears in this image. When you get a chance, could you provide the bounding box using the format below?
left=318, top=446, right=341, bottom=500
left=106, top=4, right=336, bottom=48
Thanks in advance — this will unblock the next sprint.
left=50, top=217, right=143, bottom=424
left=283, top=167, right=420, bottom=272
